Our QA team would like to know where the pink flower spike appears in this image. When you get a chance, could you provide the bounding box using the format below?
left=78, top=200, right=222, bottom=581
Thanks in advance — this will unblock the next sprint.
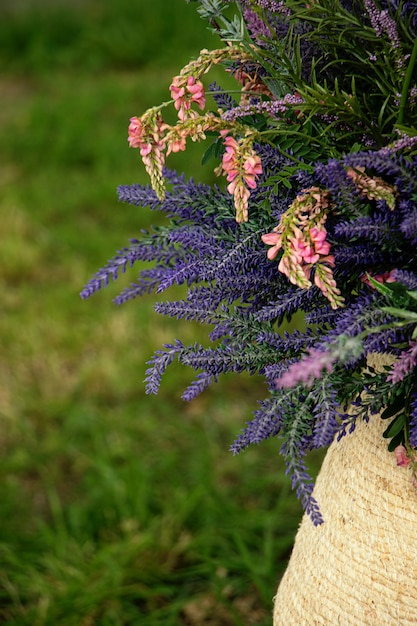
left=170, top=74, right=205, bottom=120
left=217, top=134, right=262, bottom=222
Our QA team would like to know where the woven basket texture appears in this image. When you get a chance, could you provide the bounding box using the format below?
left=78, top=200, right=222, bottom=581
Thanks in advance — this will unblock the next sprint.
left=273, top=357, right=417, bottom=626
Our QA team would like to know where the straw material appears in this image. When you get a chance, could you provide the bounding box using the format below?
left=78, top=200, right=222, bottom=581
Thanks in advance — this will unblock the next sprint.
left=273, top=355, right=417, bottom=626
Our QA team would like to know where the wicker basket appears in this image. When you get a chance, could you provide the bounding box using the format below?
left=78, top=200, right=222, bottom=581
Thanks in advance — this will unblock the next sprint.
left=273, top=358, right=417, bottom=625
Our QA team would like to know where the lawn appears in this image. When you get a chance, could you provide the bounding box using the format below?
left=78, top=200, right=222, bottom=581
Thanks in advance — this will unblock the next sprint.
left=0, top=2, right=309, bottom=624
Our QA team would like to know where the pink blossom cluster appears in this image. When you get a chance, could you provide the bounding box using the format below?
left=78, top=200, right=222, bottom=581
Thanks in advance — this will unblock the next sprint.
left=346, top=166, right=397, bottom=210
left=128, top=114, right=167, bottom=199
left=294, top=225, right=332, bottom=264
left=219, top=134, right=262, bottom=222
left=262, top=225, right=334, bottom=285
left=261, top=188, right=344, bottom=308
left=170, top=75, right=206, bottom=121
left=165, top=115, right=212, bottom=157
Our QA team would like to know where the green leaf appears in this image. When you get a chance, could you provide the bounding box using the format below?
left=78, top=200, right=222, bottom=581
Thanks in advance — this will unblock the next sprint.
left=364, top=274, right=394, bottom=297
left=348, top=142, right=363, bottom=154
left=383, top=413, right=406, bottom=439
left=387, top=430, right=406, bottom=452
left=201, top=141, right=217, bottom=166
left=380, top=394, right=405, bottom=420
left=407, top=289, right=417, bottom=302
left=382, top=307, right=417, bottom=322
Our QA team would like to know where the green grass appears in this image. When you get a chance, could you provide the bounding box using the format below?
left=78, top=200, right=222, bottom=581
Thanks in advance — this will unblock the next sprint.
left=0, top=2, right=317, bottom=624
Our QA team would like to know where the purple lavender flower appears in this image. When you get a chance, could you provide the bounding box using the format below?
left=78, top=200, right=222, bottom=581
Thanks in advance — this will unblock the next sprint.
left=393, top=270, right=417, bottom=289
left=311, top=382, right=340, bottom=448
left=208, top=81, right=237, bottom=111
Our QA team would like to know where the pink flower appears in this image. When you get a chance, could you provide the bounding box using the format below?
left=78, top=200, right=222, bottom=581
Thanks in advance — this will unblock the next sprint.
left=170, top=78, right=185, bottom=100
left=243, top=156, right=262, bottom=188
left=309, top=227, right=331, bottom=255
left=186, top=76, right=205, bottom=109
left=261, top=188, right=344, bottom=307
left=140, top=143, right=152, bottom=157
left=222, top=136, right=238, bottom=159
left=166, top=134, right=187, bottom=155
left=170, top=76, right=185, bottom=101
left=170, top=75, right=206, bottom=121
left=128, top=116, right=145, bottom=148
left=296, top=237, right=320, bottom=264
left=394, top=445, right=411, bottom=467
left=261, top=231, right=282, bottom=260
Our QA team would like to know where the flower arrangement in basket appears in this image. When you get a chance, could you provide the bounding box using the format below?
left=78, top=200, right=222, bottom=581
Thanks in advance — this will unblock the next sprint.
left=82, top=2, right=417, bottom=619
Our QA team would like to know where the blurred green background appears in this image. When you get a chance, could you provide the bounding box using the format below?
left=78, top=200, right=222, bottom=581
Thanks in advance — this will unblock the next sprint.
left=0, top=1, right=306, bottom=624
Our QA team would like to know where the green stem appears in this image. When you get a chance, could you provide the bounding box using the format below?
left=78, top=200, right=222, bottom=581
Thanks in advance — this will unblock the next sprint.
left=397, top=36, right=417, bottom=125
left=355, top=319, right=414, bottom=343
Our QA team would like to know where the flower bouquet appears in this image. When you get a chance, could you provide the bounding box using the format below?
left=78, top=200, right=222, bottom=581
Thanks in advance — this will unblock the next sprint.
left=82, top=0, right=417, bottom=622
